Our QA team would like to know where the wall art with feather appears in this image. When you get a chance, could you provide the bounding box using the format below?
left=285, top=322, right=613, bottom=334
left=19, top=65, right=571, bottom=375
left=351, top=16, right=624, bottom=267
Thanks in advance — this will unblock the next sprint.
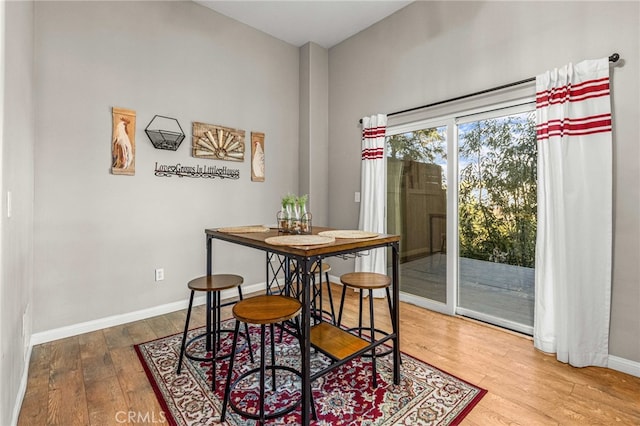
left=251, top=131, right=265, bottom=182
left=111, top=107, right=136, bottom=175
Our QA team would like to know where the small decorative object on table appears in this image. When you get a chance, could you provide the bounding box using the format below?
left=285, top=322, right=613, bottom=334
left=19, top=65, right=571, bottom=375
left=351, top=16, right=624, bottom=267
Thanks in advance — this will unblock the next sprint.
left=278, top=193, right=311, bottom=234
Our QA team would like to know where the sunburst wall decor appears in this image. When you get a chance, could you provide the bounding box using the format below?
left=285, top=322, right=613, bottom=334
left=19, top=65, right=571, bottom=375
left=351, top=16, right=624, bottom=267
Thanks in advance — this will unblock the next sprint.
left=192, top=122, right=245, bottom=162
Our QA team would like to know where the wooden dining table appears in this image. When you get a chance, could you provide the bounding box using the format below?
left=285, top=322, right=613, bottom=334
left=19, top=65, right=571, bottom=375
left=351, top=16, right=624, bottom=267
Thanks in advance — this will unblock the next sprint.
left=205, top=226, right=401, bottom=425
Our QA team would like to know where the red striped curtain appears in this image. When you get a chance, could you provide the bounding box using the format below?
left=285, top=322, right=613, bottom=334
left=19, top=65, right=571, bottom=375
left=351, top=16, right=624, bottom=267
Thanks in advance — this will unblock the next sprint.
left=534, top=58, right=612, bottom=367
left=356, top=114, right=388, bottom=294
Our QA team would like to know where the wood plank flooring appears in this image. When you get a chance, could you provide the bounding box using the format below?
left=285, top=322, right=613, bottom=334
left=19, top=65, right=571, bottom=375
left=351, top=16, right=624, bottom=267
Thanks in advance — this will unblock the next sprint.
left=18, top=284, right=640, bottom=425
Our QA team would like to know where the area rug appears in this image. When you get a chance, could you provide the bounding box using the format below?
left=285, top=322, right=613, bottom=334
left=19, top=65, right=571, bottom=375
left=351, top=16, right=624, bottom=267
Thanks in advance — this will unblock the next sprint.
left=135, top=320, right=486, bottom=425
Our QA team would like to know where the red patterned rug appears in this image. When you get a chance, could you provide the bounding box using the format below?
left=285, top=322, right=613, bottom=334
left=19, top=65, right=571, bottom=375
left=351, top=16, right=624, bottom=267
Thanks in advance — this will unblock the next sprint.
left=135, top=320, right=486, bottom=425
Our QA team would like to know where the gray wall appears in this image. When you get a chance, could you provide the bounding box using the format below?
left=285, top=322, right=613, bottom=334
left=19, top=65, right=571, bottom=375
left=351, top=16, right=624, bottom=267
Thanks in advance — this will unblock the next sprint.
left=299, top=42, right=329, bottom=225
left=328, top=1, right=640, bottom=363
left=32, top=1, right=300, bottom=332
left=1, top=1, right=35, bottom=423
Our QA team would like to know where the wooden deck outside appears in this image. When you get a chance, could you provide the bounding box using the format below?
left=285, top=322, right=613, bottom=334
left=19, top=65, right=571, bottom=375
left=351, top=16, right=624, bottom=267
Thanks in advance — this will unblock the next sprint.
left=398, top=253, right=535, bottom=327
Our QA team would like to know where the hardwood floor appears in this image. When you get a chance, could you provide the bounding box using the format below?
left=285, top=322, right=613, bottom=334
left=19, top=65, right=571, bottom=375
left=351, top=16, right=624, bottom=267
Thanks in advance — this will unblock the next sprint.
left=18, top=284, right=640, bottom=425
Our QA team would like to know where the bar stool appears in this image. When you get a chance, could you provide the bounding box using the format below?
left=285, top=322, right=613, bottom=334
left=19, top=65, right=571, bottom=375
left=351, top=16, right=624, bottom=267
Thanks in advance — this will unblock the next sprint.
left=177, top=274, right=253, bottom=390
left=221, top=294, right=313, bottom=424
left=289, top=260, right=336, bottom=325
left=336, top=272, right=395, bottom=388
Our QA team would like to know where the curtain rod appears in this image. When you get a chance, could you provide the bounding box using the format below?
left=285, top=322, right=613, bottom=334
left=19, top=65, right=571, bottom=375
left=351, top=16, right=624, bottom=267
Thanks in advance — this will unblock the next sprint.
left=360, top=53, right=620, bottom=123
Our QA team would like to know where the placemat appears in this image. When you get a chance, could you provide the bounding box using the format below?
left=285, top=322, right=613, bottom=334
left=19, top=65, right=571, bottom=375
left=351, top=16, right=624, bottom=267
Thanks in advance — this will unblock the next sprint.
left=217, top=225, right=271, bottom=233
left=265, top=235, right=335, bottom=246
left=318, top=230, right=379, bottom=239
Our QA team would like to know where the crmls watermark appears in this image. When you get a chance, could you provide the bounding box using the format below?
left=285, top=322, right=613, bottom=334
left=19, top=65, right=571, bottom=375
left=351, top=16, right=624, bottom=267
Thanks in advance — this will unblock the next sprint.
left=115, top=411, right=167, bottom=424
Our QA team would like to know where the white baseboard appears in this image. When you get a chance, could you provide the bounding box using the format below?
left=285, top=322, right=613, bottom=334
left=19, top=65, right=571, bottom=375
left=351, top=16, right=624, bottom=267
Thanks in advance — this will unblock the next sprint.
left=29, top=276, right=341, bottom=347
left=11, top=344, right=33, bottom=426
left=608, top=354, right=640, bottom=378
left=30, top=281, right=266, bottom=346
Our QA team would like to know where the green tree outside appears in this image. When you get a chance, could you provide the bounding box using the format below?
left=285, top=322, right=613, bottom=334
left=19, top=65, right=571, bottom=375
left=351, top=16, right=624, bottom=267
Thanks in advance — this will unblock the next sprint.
left=458, top=112, right=537, bottom=268
left=387, top=129, right=445, bottom=163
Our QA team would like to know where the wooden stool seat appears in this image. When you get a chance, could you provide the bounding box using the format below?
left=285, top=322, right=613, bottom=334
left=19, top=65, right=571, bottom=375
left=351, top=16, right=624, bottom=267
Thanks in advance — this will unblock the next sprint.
left=233, top=295, right=301, bottom=325
left=187, top=274, right=243, bottom=292
left=340, top=272, right=390, bottom=290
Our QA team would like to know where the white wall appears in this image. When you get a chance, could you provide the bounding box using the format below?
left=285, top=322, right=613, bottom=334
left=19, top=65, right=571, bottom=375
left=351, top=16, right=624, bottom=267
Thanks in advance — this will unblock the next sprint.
left=32, top=1, right=300, bottom=333
left=328, top=1, right=640, bottom=363
left=1, top=1, right=35, bottom=423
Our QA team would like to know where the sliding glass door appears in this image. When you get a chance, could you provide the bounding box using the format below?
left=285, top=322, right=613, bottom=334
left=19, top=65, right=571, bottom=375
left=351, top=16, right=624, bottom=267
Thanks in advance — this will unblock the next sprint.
left=386, top=126, right=448, bottom=304
left=386, top=101, right=536, bottom=334
left=456, top=107, right=536, bottom=332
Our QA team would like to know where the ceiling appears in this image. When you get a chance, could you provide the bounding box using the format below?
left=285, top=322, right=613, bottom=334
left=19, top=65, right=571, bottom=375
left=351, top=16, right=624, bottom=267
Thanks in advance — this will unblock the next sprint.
left=194, top=1, right=413, bottom=49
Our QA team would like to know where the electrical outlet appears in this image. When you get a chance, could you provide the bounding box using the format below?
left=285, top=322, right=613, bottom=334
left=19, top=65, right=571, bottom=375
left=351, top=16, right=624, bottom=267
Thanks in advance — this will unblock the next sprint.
left=354, top=191, right=361, bottom=202
left=155, top=268, right=164, bottom=281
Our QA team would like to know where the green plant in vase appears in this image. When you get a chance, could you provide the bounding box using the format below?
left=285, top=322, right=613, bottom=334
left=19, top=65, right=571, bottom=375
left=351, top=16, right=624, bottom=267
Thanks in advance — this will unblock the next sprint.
left=280, top=193, right=296, bottom=232
left=297, top=194, right=309, bottom=233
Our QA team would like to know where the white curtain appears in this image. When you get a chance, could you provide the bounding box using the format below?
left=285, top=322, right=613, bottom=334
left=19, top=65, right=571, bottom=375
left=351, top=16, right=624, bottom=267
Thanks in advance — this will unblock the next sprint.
left=356, top=114, right=388, bottom=297
left=534, top=58, right=612, bottom=367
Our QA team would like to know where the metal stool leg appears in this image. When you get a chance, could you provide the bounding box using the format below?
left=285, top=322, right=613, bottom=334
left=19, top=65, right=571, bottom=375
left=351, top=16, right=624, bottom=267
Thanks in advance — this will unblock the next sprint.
left=385, top=286, right=401, bottom=365
left=358, top=289, right=364, bottom=337
left=238, top=287, right=254, bottom=363
left=314, top=263, right=336, bottom=325
left=212, top=292, right=219, bottom=390
left=221, top=320, right=241, bottom=422
left=368, top=289, right=378, bottom=388
left=270, top=323, right=277, bottom=392
left=385, top=287, right=395, bottom=335
left=337, top=284, right=348, bottom=327
left=294, top=316, right=317, bottom=421
left=324, top=271, right=336, bottom=324
left=259, top=324, right=267, bottom=424
left=177, top=290, right=195, bottom=374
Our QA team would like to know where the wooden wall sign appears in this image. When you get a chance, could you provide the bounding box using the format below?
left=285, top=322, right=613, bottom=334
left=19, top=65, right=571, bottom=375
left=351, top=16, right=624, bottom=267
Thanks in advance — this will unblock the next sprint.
left=111, top=107, right=136, bottom=175
left=192, top=122, right=245, bottom=162
left=251, top=131, right=265, bottom=182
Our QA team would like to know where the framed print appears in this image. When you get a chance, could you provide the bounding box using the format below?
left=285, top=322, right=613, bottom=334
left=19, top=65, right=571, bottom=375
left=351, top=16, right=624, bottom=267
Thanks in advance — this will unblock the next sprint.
left=251, top=131, right=265, bottom=182
left=111, top=107, right=136, bottom=175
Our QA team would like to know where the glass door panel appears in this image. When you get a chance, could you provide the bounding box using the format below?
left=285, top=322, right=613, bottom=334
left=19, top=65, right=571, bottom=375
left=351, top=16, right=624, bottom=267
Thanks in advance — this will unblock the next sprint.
left=457, top=110, right=536, bottom=331
left=386, top=126, right=447, bottom=304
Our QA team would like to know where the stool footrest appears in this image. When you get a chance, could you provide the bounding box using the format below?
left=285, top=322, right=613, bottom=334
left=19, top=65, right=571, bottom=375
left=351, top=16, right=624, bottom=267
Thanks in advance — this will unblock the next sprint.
left=183, top=331, right=215, bottom=363
left=227, top=365, right=302, bottom=421
left=310, top=323, right=369, bottom=361
left=183, top=329, right=248, bottom=363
